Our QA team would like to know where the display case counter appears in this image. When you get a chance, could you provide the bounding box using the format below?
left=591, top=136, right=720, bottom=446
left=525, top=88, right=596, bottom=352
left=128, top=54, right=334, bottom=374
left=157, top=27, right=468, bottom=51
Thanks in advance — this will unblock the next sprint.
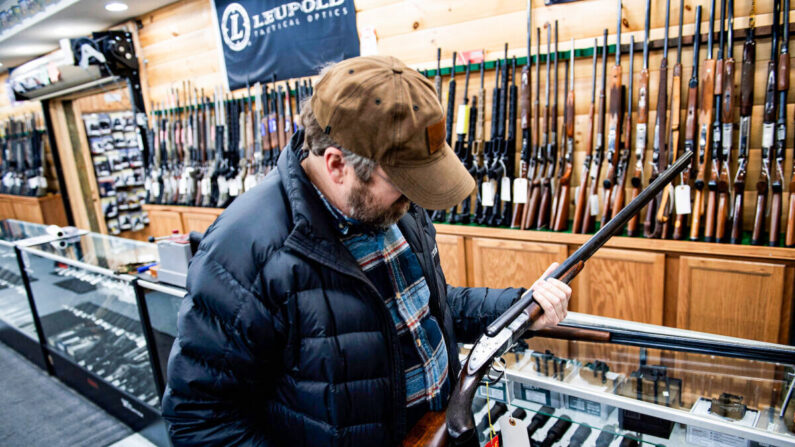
left=17, top=233, right=164, bottom=437
left=0, top=219, right=79, bottom=369
left=467, top=312, right=795, bottom=447
left=135, top=279, right=185, bottom=395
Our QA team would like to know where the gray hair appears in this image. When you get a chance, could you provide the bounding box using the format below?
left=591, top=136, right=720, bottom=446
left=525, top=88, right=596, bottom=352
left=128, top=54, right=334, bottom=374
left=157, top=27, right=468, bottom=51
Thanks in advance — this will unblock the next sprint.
left=299, top=64, right=376, bottom=182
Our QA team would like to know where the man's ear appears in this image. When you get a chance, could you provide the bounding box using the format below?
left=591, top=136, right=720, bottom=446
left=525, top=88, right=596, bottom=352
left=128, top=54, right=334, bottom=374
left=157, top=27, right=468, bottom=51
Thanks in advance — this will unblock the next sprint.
left=323, top=147, right=346, bottom=184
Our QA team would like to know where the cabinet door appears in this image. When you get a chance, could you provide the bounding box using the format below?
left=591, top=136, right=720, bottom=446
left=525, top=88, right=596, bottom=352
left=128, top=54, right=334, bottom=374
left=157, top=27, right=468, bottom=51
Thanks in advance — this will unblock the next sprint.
left=0, top=198, right=14, bottom=220
left=435, top=234, right=467, bottom=287
left=12, top=200, right=44, bottom=224
left=181, top=211, right=219, bottom=234
left=573, top=248, right=665, bottom=325
left=147, top=210, right=184, bottom=237
left=677, top=256, right=786, bottom=343
left=470, top=238, right=567, bottom=289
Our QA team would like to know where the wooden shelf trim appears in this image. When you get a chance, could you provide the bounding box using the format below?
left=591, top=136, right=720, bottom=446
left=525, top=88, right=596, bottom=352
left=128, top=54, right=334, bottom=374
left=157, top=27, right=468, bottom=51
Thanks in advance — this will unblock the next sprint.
left=434, top=224, right=795, bottom=261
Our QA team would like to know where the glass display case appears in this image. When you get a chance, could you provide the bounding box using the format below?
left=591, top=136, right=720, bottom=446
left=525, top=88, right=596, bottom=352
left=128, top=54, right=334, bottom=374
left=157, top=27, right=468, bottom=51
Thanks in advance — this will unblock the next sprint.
left=465, top=313, right=795, bottom=447
left=135, top=279, right=185, bottom=396
left=0, top=219, right=74, bottom=369
left=18, top=233, right=162, bottom=432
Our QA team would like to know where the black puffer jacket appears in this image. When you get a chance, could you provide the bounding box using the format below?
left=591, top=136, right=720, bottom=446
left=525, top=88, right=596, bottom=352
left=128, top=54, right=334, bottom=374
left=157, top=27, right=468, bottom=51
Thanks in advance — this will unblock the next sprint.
left=161, top=131, right=524, bottom=446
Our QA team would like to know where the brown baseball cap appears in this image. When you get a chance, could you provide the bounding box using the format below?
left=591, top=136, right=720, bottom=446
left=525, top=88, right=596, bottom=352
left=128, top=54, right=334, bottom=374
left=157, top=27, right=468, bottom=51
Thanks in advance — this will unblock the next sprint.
left=310, top=55, right=475, bottom=210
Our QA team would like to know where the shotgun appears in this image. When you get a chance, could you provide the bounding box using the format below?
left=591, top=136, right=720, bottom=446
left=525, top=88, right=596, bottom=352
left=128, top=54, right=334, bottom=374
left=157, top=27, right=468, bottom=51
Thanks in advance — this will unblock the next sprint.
left=449, top=59, right=471, bottom=224
left=413, top=151, right=692, bottom=447
left=731, top=5, right=755, bottom=244
left=658, top=0, right=685, bottom=238
left=691, top=0, right=717, bottom=241
left=460, top=65, right=479, bottom=226
left=537, top=23, right=558, bottom=230
left=674, top=6, right=702, bottom=240
left=435, top=48, right=443, bottom=103
left=627, top=0, right=651, bottom=237
left=498, top=56, right=517, bottom=227
left=553, top=40, right=575, bottom=232
left=572, top=39, right=599, bottom=234
left=612, top=36, right=634, bottom=221
left=582, top=30, right=609, bottom=234
left=704, top=0, right=727, bottom=242
left=643, top=0, right=670, bottom=238
left=551, top=48, right=569, bottom=229
left=523, top=28, right=544, bottom=230
left=601, top=0, right=624, bottom=228
left=512, top=1, right=533, bottom=229
left=477, top=59, right=500, bottom=226
left=432, top=53, right=458, bottom=223
left=770, top=0, right=788, bottom=246
left=752, top=0, right=779, bottom=245
left=716, top=0, right=736, bottom=243
left=473, top=62, right=487, bottom=225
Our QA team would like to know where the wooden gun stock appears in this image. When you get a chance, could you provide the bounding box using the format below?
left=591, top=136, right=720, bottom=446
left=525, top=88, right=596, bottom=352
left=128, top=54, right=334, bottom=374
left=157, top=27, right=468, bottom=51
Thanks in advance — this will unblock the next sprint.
left=690, top=189, right=704, bottom=241
left=730, top=188, right=745, bottom=244
left=704, top=187, right=717, bottom=242
left=751, top=187, right=767, bottom=245
left=537, top=182, right=552, bottom=229
left=553, top=182, right=570, bottom=231
left=786, top=192, right=795, bottom=247
left=770, top=193, right=782, bottom=246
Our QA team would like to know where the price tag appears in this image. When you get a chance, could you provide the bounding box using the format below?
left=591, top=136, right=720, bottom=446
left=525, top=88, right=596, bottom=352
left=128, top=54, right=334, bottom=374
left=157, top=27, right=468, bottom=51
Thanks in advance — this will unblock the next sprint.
left=152, top=181, right=160, bottom=197
left=455, top=104, right=470, bottom=135
left=244, top=174, right=257, bottom=192
left=635, top=123, right=647, bottom=150
left=28, top=178, right=38, bottom=189
left=589, top=194, right=600, bottom=216
left=513, top=178, right=529, bottom=204
left=144, top=177, right=152, bottom=191
left=722, top=124, right=733, bottom=151
left=269, top=118, right=278, bottom=133
left=762, top=123, right=775, bottom=148
left=201, top=178, right=211, bottom=195
left=178, top=177, right=187, bottom=194
left=218, top=177, right=228, bottom=194
left=675, top=185, right=691, bottom=215
left=482, top=180, right=495, bottom=207
left=500, top=177, right=511, bottom=202
left=229, top=178, right=241, bottom=197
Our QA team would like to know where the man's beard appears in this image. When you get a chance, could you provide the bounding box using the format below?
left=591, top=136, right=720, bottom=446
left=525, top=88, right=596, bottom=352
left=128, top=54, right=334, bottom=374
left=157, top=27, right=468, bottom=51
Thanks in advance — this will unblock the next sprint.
left=347, top=180, right=411, bottom=230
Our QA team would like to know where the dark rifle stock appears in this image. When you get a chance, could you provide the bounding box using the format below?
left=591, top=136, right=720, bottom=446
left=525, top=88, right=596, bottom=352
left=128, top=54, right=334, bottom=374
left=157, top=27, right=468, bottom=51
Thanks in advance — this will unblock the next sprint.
left=403, top=152, right=692, bottom=447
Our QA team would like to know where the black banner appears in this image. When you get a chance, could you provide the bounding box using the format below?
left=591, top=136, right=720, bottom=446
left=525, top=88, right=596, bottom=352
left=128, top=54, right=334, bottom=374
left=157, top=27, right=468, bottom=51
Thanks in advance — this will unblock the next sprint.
left=213, top=0, right=360, bottom=90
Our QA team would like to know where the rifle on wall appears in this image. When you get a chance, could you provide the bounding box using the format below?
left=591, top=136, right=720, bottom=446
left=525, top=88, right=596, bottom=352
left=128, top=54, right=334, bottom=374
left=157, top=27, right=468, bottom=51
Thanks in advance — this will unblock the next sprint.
left=553, top=40, right=575, bottom=232
left=770, top=0, right=788, bottom=246
left=643, top=0, right=670, bottom=238
left=522, top=28, right=544, bottom=230
left=716, top=0, right=736, bottom=243
left=499, top=56, right=518, bottom=227
left=477, top=58, right=501, bottom=226
left=704, top=0, right=727, bottom=242
left=612, top=35, right=634, bottom=221
left=473, top=62, right=488, bottom=224
left=581, top=30, right=608, bottom=234
left=449, top=59, right=471, bottom=224
left=674, top=6, right=702, bottom=240
left=691, top=0, right=717, bottom=241
left=403, top=151, right=694, bottom=447
left=627, top=0, right=652, bottom=237
left=731, top=5, right=755, bottom=244
left=658, top=0, right=685, bottom=238
left=537, top=24, right=558, bottom=230
left=601, top=0, right=624, bottom=228
left=572, top=39, right=598, bottom=234
left=753, top=0, right=779, bottom=245
left=513, top=1, right=533, bottom=229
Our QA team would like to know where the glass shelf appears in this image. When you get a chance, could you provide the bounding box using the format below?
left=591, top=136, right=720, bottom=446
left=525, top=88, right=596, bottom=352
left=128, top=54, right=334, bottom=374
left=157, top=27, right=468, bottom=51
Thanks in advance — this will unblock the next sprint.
left=19, top=235, right=161, bottom=409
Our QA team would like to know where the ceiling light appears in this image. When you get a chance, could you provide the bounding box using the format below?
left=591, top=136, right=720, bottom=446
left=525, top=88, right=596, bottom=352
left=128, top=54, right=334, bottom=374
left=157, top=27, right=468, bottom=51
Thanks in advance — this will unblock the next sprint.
left=105, top=2, right=128, bottom=12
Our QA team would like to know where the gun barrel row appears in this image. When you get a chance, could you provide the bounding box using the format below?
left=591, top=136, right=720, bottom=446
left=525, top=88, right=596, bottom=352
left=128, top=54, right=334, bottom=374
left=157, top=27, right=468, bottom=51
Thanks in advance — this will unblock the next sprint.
left=424, top=2, right=793, bottom=247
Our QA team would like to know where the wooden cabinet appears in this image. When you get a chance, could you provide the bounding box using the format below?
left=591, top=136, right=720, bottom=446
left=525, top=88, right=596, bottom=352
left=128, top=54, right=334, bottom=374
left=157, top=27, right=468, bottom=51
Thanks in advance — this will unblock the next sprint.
left=434, top=224, right=795, bottom=345
left=573, top=248, right=665, bottom=325
left=436, top=234, right=467, bottom=287
left=142, top=204, right=223, bottom=239
left=0, top=194, right=67, bottom=226
left=470, top=238, right=567, bottom=289
left=181, top=210, right=220, bottom=234
left=676, top=257, right=787, bottom=343
left=146, top=209, right=184, bottom=237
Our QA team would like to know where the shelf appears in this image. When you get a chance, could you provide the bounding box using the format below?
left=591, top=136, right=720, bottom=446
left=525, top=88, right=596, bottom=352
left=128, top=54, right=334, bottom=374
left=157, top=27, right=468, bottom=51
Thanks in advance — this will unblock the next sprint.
left=433, top=223, right=795, bottom=262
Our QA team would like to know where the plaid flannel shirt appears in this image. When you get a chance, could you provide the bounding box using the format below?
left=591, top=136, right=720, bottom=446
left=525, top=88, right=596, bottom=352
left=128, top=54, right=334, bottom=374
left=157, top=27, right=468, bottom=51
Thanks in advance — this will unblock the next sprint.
left=314, top=187, right=450, bottom=423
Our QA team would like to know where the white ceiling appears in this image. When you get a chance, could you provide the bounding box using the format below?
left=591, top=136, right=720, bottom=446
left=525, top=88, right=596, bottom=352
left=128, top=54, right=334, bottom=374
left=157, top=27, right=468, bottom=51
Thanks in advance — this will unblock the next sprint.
left=0, top=0, right=177, bottom=72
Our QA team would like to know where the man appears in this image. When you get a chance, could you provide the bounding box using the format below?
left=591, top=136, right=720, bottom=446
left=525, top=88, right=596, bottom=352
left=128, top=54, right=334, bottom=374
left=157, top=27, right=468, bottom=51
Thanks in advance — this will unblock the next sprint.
left=162, top=55, right=571, bottom=446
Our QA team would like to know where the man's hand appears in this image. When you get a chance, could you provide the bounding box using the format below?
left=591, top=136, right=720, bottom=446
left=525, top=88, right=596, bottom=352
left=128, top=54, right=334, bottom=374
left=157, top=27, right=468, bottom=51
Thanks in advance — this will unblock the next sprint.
left=528, top=262, right=572, bottom=331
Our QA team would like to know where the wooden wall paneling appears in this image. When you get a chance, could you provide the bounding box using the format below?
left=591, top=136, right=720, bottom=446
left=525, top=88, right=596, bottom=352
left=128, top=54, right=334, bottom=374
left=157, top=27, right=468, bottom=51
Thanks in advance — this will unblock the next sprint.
left=573, top=247, right=665, bottom=325
left=781, top=266, right=795, bottom=345
left=435, top=233, right=467, bottom=287
left=676, top=256, right=786, bottom=342
left=663, top=255, right=680, bottom=328
left=146, top=209, right=184, bottom=237
left=181, top=210, right=221, bottom=235
left=469, top=237, right=567, bottom=289
left=0, top=197, right=14, bottom=220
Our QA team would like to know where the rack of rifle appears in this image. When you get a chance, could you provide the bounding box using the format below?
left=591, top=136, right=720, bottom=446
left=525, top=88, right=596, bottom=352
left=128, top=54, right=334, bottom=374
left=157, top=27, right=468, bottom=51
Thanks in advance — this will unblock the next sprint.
left=144, top=77, right=312, bottom=208
left=0, top=113, right=48, bottom=197
left=425, top=0, right=794, bottom=247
